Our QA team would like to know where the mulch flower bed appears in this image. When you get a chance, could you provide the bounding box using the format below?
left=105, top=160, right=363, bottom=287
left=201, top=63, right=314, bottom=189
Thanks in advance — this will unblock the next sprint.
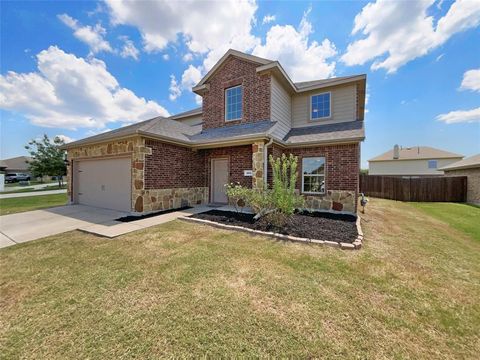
left=116, top=206, right=192, bottom=222
left=191, top=210, right=358, bottom=243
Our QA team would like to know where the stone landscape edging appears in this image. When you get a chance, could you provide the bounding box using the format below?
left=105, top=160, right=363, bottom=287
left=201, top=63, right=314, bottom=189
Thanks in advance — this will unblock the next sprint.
left=179, top=214, right=364, bottom=250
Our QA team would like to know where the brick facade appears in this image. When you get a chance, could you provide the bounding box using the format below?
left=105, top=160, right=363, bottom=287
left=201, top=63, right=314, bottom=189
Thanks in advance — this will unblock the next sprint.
left=144, top=139, right=206, bottom=189
left=266, top=143, right=360, bottom=212
left=287, top=144, right=360, bottom=195
left=67, top=138, right=360, bottom=214
left=203, top=145, right=253, bottom=190
left=202, top=56, right=271, bottom=129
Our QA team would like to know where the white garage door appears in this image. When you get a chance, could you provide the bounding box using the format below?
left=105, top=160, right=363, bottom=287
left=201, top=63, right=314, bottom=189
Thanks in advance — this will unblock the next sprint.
left=75, top=157, right=131, bottom=212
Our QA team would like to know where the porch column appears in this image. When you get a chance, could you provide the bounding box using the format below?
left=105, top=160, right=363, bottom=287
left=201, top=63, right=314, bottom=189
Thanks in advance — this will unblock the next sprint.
left=252, top=141, right=265, bottom=190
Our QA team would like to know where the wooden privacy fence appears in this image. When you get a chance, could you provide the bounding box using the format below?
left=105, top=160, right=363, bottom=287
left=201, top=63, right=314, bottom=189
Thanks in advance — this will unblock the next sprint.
left=359, top=175, right=467, bottom=202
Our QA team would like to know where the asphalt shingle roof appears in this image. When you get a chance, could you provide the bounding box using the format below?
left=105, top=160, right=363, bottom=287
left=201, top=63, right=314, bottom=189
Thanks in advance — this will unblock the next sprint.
left=170, top=107, right=202, bottom=119
left=63, top=117, right=197, bottom=148
left=189, top=120, right=275, bottom=142
left=369, top=146, right=463, bottom=162
left=440, top=154, right=480, bottom=171
left=0, top=156, right=33, bottom=171
left=294, top=75, right=362, bottom=90
left=283, top=121, right=365, bottom=144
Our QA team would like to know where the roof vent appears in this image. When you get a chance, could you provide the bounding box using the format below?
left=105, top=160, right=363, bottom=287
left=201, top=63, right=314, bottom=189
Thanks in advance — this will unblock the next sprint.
left=393, top=144, right=400, bottom=159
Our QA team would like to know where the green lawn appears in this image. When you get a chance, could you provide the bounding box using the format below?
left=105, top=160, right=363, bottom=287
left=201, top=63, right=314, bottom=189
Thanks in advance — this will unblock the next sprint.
left=4, top=180, right=57, bottom=188
left=412, top=202, right=480, bottom=241
left=0, top=198, right=479, bottom=358
left=0, top=193, right=68, bottom=215
left=1, top=184, right=66, bottom=195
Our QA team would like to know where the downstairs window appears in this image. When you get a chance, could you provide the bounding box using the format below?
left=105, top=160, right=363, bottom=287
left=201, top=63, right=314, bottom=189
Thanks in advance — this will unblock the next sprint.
left=302, top=157, right=325, bottom=194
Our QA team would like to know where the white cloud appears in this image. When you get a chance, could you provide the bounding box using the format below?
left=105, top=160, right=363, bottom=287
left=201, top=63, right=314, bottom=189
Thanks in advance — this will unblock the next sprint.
left=182, top=53, right=193, bottom=62
left=0, top=46, right=169, bottom=129
left=341, top=0, right=480, bottom=73
left=119, top=36, right=139, bottom=60
left=169, top=75, right=181, bottom=101
left=105, top=0, right=259, bottom=100
left=435, top=53, right=444, bottom=62
left=262, top=14, right=276, bottom=25
left=55, top=134, right=75, bottom=143
left=436, top=107, right=480, bottom=124
left=105, top=1, right=337, bottom=101
left=252, top=9, right=337, bottom=81
left=460, top=68, right=480, bottom=92
left=58, top=14, right=113, bottom=55
left=105, top=0, right=258, bottom=54
left=162, top=54, right=170, bottom=61
left=169, top=65, right=203, bottom=100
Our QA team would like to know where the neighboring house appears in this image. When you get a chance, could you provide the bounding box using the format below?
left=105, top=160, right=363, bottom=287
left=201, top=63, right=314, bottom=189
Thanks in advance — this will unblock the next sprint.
left=63, top=49, right=366, bottom=214
left=440, top=154, right=480, bottom=204
left=368, top=145, right=463, bottom=176
left=0, top=156, right=33, bottom=175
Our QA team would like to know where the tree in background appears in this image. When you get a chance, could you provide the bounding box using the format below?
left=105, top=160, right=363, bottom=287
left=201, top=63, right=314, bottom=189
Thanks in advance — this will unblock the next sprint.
left=25, top=135, right=66, bottom=187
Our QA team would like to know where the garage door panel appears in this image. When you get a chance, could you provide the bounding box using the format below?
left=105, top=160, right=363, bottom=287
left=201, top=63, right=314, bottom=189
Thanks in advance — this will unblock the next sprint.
left=76, top=158, right=131, bottom=212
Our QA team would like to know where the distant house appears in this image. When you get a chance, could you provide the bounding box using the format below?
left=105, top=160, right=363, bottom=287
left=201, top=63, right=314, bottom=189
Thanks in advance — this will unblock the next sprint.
left=368, top=145, right=463, bottom=176
left=1, top=156, right=33, bottom=175
left=440, top=154, right=480, bottom=204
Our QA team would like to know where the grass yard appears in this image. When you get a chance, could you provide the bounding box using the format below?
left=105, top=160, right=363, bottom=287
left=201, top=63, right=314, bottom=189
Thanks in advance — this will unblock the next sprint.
left=0, top=198, right=479, bottom=358
left=412, top=202, right=480, bottom=242
left=1, top=184, right=67, bottom=195
left=0, top=193, right=68, bottom=215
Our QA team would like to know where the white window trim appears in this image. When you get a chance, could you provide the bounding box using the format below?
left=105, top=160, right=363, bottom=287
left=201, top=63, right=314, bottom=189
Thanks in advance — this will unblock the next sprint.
left=301, top=157, right=326, bottom=194
left=225, top=85, right=242, bottom=122
left=428, top=159, right=438, bottom=169
left=310, top=91, right=332, bottom=121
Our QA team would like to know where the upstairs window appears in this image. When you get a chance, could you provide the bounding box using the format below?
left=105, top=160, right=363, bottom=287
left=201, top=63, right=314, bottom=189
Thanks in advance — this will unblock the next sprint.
left=428, top=160, right=438, bottom=169
left=302, top=157, right=326, bottom=194
left=225, top=85, right=243, bottom=121
left=311, top=92, right=331, bottom=120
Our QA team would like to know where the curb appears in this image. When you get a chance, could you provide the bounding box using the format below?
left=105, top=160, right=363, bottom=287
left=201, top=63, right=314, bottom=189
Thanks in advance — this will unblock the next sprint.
left=179, top=214, right=364, bottom=250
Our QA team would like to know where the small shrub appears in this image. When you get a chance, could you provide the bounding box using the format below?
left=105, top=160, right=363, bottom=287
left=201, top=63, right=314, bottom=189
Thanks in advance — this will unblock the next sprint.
left=225, top=154, right=304, bottom=227
left=225, top=182, right=250, bottom=213
left=268, top=153, right=304, bottom=219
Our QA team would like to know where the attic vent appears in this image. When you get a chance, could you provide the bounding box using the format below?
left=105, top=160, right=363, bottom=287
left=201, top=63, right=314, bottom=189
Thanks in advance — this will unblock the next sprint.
left=393, top=144, right=400, bottom=159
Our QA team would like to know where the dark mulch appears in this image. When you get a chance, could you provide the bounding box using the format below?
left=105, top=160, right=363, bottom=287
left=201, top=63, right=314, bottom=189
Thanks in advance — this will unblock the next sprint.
left=116, top=206, right=192, bottom=222
left=191, top=210, right=358, bottom=243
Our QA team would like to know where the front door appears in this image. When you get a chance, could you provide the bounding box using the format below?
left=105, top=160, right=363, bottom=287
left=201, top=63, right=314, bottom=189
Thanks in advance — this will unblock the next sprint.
left=211, top=158, right=229, bottom=203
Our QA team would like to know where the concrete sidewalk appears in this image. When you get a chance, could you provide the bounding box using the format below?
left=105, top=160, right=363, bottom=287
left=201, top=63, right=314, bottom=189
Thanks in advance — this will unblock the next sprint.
left=0, top=189, right=67, bottom=199
left=78, top=206, right=211, bottom=238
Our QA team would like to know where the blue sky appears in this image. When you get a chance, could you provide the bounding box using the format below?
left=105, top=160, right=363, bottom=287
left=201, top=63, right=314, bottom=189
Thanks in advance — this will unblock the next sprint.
left=1, top=0, right=479, bottom=168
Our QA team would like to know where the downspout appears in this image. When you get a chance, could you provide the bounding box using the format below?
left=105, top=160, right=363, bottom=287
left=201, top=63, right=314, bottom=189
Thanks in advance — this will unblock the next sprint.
left=264, top=137, right=274, bottom=188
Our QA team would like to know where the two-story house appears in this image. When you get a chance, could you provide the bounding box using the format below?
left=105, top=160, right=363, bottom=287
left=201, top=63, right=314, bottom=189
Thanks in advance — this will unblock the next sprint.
left=63, top=50, right=366, bottom=214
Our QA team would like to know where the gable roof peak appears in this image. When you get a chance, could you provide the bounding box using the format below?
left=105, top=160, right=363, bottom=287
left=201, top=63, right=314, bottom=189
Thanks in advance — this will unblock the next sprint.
left=193, top=49, right=273, bottom=91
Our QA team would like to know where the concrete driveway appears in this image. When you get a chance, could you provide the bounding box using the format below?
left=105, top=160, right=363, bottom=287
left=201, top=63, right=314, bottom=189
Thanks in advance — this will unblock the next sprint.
left=0, top=205, right=127, bottom=248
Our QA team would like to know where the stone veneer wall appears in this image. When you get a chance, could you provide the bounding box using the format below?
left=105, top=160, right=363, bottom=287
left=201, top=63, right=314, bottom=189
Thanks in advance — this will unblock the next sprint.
left=303, top=191, right=356, bottom=213
left=66, top=136, right=146, bottom=212
left=140, top=187, right=208, bottom=213
left=252, top=141, right=265, bottom=190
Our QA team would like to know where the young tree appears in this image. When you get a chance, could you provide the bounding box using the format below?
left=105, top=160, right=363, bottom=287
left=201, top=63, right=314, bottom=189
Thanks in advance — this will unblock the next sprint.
left=25, top=135, right=67, bottom=188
